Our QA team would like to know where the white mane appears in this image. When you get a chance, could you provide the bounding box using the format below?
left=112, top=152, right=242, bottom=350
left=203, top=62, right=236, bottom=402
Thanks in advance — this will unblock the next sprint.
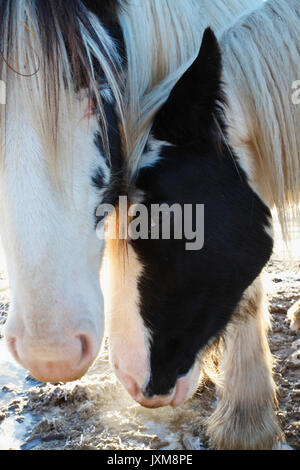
left=119, top=0, right=300, bottom=239
left=118, top=0, right=264, bottom=177
left=221, top=0, right=300, bottom=238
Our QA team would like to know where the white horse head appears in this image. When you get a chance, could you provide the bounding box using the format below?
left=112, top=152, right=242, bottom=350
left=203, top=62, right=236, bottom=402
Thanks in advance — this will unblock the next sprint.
left=0, top=0, right=124, bottom=382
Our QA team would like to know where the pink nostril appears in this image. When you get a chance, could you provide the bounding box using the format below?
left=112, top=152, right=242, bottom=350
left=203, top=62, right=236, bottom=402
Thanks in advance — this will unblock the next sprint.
left=77, top=333, right=97, bottom=368
left=78, top=335, right=90, bottom=362
left=117, top=372, right=175, bottom=408
left=115, top=367, right=182, bottom=408
left=171, top=376, right=191, bottom=407
left=7, top=337, right=21, bottom=363
left=122, top=374, right=141, bottom=399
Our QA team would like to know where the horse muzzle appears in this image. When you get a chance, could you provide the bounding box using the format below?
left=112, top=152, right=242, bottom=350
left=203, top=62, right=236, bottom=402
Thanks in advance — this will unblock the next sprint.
left=5, top=329, right=100, bottom=383
left=117, top=364, right=200, bottom=409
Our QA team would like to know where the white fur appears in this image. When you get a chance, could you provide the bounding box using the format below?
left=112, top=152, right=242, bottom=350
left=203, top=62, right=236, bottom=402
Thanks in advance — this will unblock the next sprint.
left=139, top=136, right=172, bottom=170
left=206, top=278, right=281, bottom=449
left=106, top=244, right=152, bottom=392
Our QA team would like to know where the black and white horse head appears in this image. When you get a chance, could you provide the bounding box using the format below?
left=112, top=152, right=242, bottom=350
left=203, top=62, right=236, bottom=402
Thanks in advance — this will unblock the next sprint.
left=108, top=29, right=273, bottom=408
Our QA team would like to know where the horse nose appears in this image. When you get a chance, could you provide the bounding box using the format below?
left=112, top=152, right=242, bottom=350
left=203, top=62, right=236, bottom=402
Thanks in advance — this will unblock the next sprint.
left=6, top=333, right=97, bottom=383
left=118, top=373, right=180, bottom=408
left=118, top=372, right=191, bottom=408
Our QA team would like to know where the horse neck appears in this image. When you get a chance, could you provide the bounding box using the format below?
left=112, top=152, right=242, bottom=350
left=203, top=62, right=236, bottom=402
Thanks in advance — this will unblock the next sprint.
left=198, top=0, right=264, bottom=36
left=222, top=0, right=300, bottom=239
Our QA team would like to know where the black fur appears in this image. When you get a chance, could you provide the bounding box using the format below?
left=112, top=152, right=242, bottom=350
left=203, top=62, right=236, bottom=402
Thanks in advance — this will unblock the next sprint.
left=131, top=29, right=273, bottom=397
left=80, top=1, right=125, bottom=221
left=152, top=28, right=225, bottom=146
left=92, top=97, right=124, bottom=215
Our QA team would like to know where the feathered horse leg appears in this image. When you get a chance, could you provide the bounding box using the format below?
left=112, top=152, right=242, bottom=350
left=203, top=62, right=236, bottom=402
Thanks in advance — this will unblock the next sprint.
left=206, top=277, right=282, bottom=450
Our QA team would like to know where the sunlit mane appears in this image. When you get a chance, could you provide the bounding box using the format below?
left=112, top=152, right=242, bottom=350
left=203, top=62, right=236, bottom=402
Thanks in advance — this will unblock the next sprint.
left=118, top=0, right=263, bottom=179
left=221, top=0, right=300, bottom=239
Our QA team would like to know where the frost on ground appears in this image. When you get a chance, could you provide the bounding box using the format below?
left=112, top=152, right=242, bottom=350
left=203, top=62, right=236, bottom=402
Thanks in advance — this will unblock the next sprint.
left=265, top=259, right=300, bottom=449
left=0, top=255, right=299, bottom=450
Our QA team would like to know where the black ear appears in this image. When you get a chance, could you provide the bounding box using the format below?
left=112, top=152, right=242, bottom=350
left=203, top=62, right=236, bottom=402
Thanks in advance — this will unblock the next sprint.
left=152, top=28, right=223, bottom=145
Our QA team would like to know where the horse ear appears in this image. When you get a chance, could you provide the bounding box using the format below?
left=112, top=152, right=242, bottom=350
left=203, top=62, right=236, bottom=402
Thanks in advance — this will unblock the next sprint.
left=152, top=28, right=223, bottom=145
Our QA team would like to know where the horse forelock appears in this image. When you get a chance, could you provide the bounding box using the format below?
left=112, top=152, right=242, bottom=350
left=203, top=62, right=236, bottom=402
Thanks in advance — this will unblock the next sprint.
left=0, top=0, right=125, bottom=174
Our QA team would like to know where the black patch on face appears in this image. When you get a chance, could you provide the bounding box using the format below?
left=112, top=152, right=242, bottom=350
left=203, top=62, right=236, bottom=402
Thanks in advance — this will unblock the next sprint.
left=92, top=96, right=124, bottom=225
left=130, top=29, right=273, bottom=397
left=83, top=2, right=125, bottom=222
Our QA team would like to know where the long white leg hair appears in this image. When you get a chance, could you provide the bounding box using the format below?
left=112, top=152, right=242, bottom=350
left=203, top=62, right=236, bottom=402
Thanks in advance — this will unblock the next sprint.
left=206, top=277, right=282, bottom=449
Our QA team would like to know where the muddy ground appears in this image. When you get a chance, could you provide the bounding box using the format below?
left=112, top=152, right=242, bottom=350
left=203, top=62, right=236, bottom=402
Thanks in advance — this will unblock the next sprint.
left=0, top=253, right=299, bottom=450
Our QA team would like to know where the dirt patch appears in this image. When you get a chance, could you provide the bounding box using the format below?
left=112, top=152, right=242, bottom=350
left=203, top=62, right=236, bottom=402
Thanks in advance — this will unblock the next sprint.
left=265, top=259, right=300, bottom=449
